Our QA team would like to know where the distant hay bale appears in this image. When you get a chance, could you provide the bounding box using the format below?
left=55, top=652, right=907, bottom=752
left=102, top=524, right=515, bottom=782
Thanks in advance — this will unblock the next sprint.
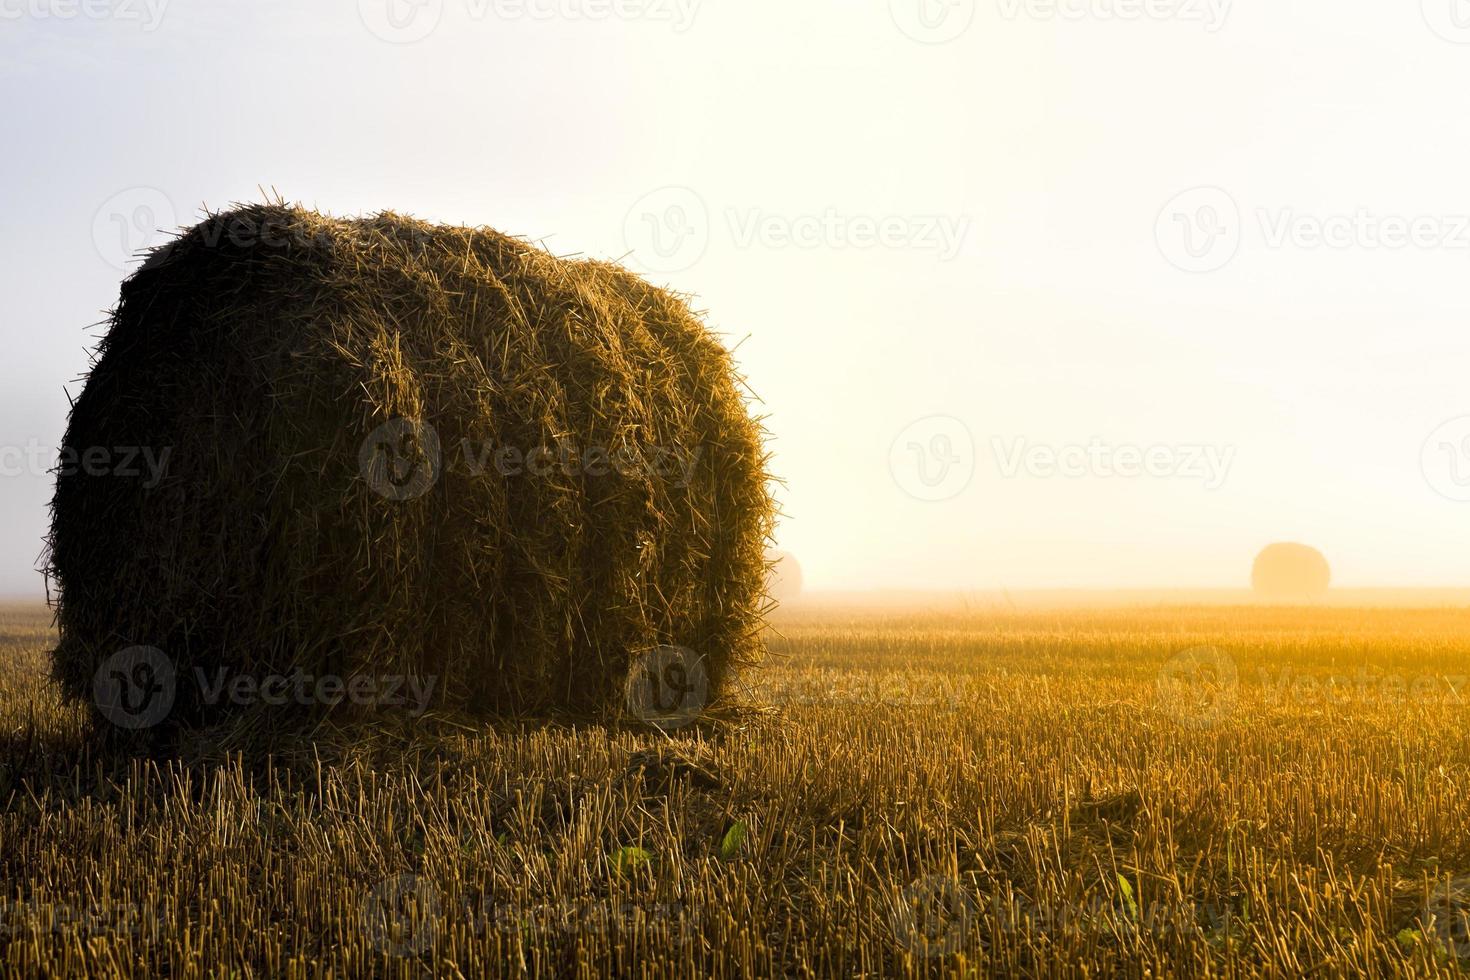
left=1251, top=543, right=1330, bottom=601
left=47, top=203, right=774, bottom=741
left=766, top=551, right=803, bottom=604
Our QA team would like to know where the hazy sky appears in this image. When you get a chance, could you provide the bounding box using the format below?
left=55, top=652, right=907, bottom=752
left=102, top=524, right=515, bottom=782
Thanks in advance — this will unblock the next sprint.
left=4, top=0, right=1470, bottom=595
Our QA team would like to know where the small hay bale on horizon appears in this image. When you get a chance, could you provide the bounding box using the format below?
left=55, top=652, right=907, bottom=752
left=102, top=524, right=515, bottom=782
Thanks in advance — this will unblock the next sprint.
left=1251, top=542, right=1331, bottom=601
left=766, top=550, right=803, bottom=604
left=46, top=202, right=775, bottom=743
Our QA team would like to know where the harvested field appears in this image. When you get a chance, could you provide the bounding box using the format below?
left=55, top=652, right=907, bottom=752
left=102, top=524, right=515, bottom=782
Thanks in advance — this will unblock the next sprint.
left=3, top=600, right=1470, bottom=977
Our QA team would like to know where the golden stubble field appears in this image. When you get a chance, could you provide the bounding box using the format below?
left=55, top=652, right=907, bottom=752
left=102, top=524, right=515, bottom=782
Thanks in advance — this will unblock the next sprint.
left=1, top=600, right=1469, bottom=977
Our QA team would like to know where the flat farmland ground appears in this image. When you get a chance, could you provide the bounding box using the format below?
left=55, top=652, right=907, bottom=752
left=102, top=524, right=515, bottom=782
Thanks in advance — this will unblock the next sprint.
left=2, top=601, right=1469, bottom=977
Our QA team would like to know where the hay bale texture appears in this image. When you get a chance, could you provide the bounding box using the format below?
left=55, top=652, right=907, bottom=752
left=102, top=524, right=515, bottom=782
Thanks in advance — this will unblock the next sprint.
left=47, top=203, right=774, bottom=736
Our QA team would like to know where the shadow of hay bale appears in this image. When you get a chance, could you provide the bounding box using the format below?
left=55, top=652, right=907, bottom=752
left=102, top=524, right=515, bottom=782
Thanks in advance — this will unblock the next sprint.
left=45, top=202, right=775, bottom=751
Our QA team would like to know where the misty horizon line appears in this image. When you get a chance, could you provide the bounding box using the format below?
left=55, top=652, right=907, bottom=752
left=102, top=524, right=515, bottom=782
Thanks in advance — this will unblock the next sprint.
left=7, top=584, right=1470, bottom=602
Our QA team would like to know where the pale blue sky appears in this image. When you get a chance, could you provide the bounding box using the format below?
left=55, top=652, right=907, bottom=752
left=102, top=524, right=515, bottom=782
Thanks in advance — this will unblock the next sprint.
left=4, top=1, right=1470, bottom=595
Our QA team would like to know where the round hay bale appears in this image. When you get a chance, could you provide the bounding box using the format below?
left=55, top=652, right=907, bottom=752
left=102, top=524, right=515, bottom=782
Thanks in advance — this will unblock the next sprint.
left=766, top=550, right=803, bottom=604
left=47, top=203, right=774, bottom=739
left=1251, top=542, right=1330, bottom=601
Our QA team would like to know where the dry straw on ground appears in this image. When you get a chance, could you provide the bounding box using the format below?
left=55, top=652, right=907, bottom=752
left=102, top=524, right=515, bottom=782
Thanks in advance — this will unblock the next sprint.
left=46, top=202, right=774, bottom=744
